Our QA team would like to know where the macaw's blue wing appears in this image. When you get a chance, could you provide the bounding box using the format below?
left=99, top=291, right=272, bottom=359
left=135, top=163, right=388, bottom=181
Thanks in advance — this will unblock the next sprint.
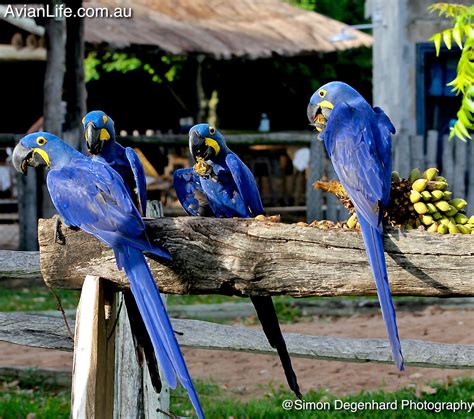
left=125, top=147, right=147, bottom=216
left=46, top=161, right=167, bottom=257
left=225, top=153, right=264, bottom=216
left=321, top=102, right=387, bottom=230
left=373, top=106, right=395, bottom=207
left=173, top=168, right=213, bottom=216
left=47, top=159, right=204, bottom=418
left=321, top=102, right=404, bottom=371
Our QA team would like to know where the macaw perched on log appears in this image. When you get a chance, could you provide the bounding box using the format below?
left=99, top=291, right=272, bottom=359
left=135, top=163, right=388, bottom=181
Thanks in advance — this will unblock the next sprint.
left=12, top=132, right=204, bottom=418
left=83, top=110, right=146, bottom=216
left=174, top=123, right=302, bottom=398
left=307, top=81, right=404, bottom=371
left=82, top=110, right=162, bottom=393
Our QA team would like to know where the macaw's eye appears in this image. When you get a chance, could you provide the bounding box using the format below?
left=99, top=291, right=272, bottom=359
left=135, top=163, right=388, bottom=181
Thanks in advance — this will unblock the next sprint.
left=209, top=126, right=215, bottom=135
left=102, top=115, right=108, bottom=124
left=36, top=136, right=47, bottom=146
left=81, top=117, right=85, bottom=125
left=318, top=90, right=327, bottom=98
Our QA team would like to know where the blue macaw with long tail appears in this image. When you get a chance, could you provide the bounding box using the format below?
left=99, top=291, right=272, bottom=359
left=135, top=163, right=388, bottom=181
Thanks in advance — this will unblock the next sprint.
left=307, top=81, right=404, bottom=371
left=174, top=123, right=301, bottom=398
left=12, top=132, right=204, bottom=418
left=83, top=110, right=147, bottom=215
left=82, top=110, right=163, bottom=392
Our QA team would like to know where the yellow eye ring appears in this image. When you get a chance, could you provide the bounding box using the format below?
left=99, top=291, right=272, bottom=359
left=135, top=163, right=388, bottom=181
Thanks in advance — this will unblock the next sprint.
left=81, top=117, right=85, bottom=125
left=36, top=136, right=47, bottom=146
left=102, top=115, right=108, bottom=124
left=318, top=90, right=327, bottom=98
left=209, top=126, right=216, bottom=135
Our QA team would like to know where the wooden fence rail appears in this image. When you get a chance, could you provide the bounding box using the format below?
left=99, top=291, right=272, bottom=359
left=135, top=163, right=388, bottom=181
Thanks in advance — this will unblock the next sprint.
left=1, top=312, right=473, bottom=370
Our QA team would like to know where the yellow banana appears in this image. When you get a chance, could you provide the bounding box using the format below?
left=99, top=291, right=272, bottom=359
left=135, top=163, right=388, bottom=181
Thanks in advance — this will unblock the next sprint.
left=423, top=168, right=439, bottom=181
left=412, top=179, right=428, bottom=192
left=414, top=202, right=429, bottom=214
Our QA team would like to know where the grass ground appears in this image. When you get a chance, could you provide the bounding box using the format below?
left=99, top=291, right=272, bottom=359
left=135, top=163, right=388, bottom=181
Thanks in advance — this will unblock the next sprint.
left=1, top=377, right=473, bottom=418
left=1, top=287, right=471, bottom=417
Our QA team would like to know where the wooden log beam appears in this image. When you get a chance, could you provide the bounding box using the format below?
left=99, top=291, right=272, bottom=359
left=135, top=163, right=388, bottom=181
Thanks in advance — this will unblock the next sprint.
left=1, top=313, right=473, bottom=369
left=39, top=217, right=474, bottom=297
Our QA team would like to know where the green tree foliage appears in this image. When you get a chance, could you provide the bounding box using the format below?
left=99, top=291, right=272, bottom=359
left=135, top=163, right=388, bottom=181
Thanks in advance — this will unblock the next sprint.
left=429, top=3, right=474, bottom=141
left=84, top=52, right=185, bottom=85
left=287, top=0, right=367, bottom=25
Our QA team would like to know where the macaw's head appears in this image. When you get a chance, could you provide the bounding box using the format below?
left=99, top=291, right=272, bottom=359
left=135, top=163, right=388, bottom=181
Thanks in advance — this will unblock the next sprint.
left=307, top=81, right=361, bottom=133
left=189, top=123, right=227, bottom=177
left=12, top=132, right=70, bottom=174
left=82, top=110, right=115, bottom=155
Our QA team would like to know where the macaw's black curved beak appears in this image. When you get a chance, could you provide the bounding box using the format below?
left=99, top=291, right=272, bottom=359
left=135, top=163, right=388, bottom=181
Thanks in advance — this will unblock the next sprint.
left=85, top=122, right=103, bottom=155
left=12, top=143, right=31, bottom=175
left=189, top=130, right=216, bottom=161
left=12, top=142, right=41, bottom=175
left=307, top=103, right=318, bottom=126
left=307, top=102, right=332, bottom=134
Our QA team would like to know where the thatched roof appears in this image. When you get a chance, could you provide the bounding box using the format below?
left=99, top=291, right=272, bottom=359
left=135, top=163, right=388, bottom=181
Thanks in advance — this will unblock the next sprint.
left=85, top=0, right=372, bottom=59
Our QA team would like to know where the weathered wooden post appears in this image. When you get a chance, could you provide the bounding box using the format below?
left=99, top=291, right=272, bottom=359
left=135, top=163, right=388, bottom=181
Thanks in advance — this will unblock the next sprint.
left=306, top=137, right=323, bottom=222
left=71, top=275, right=116, bottom=418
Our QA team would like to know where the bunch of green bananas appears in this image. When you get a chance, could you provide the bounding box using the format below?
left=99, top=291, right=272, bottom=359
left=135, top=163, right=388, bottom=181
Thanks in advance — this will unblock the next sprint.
left=344, top=167, right=474, bottom=234
left=406, top=168, right=472, bottom=234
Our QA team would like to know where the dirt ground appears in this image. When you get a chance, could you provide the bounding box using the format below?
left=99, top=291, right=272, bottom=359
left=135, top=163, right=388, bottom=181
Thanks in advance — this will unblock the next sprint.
left=1, top=307, right=473, bottom=398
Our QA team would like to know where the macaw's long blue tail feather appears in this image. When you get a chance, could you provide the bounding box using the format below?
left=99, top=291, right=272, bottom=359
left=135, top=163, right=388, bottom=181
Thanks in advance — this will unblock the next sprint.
left=117, top=246, right=204, bottom=419
left=358, top=216, right=405, bottom=371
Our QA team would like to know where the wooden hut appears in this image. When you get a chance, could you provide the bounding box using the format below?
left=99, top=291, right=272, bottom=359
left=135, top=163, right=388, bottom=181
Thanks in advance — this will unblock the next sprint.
left=84, top=0, right=372, bottom=57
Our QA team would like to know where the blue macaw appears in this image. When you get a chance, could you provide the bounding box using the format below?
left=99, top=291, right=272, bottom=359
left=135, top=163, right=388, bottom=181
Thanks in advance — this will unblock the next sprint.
left=174, top=124, right=301, bottom=398
left=307, top=81, right=404, bottom=371
left=82, top=110, right=147, bottom=216
left=12, top=132, right=204, bottom=418
left=82, top=110, right=163, bottom=392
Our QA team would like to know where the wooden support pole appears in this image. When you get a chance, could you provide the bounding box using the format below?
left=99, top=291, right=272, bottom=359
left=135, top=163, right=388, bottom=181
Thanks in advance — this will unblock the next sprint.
left=114, top=297, right=145, bottom=417
left=64, top=0, right=86, bottom=150
left=17, top=171, right=38, bottom=250
left=42, top=0, right=67, bottom=219
left=38, top=217, right=474, bottom=297
left=196, top=55, right=207, bottom=123
left=71, top=275, right=116, bottom=419
left=306, top=137, right=323, bottom=222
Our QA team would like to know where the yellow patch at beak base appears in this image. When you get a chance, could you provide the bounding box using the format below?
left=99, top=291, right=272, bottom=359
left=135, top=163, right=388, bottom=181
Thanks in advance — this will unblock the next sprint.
left=100, top=129, right=110, bottom=141
left=318, top=100, right=334, bottom=109
left=32, top=148, right=51, bottom=167
left=204, top=138, right=220, bottom=155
